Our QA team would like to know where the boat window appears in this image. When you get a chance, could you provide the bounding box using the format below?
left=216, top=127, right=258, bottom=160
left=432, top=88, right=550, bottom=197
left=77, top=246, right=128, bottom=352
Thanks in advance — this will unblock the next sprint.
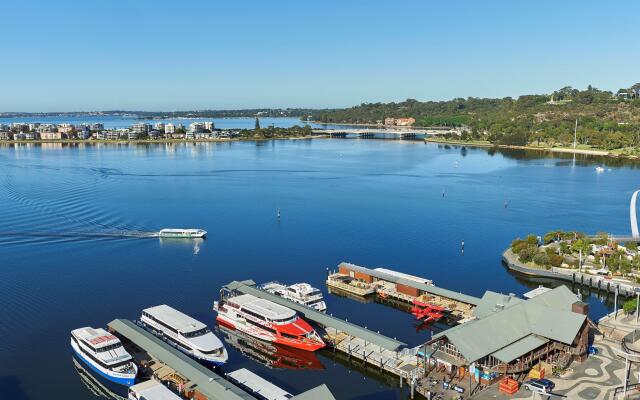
left=145, top=314, right=179, bottom=334
left=308, top=291, right=321, bottom=297
left=245, top=319, right=277, bottom=334
left=287, top=288, right=297, bottom=293
left=280, top=332, right=299, bottom=340
left=200, top=347, right=222, bottom=355
left=182, top=328, right=210, bottom=338
left=241, top=308, right=266, bottom=321
left=96, top=343, right=122, bottom=352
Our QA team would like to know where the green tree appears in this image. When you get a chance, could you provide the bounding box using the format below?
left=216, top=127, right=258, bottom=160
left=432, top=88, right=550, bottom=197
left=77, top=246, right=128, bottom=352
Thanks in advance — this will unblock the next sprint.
left=623, top=298, right=637, bottom=315
left=255, top=117, right=261, bottom=130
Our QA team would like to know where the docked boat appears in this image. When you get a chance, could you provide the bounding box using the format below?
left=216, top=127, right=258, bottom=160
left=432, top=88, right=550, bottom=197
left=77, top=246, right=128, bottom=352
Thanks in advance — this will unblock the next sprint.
left=70, top=327, right=137, bottom=386
left=326, top=273, right=376, bottom=296
left=140, top=304, right=227, bottom=366
left=214, top=294, right=325, bottom=352
left=217, top=324, right=324, bottom=370
left=261, top=282, right=327, bottom=312
left=158, top=228, right=206, bottom=239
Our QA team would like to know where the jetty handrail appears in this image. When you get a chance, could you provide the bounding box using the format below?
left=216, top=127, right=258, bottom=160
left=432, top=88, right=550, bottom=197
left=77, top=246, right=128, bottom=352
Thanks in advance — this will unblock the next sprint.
left=622, top=329, right=640, bottom=355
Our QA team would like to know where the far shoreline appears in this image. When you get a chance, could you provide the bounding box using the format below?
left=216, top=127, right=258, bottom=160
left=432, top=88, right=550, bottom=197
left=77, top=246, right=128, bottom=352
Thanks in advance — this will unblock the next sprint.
left=424, top=137, right=639, bottom=160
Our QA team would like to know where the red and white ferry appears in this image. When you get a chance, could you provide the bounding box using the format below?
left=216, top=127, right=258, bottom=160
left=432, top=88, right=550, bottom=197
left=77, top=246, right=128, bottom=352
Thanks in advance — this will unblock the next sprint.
left=214, top=294, right=325, bottom=352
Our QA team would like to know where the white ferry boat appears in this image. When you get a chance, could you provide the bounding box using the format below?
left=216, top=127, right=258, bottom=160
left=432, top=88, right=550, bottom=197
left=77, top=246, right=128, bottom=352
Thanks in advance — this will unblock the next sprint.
left=261, top=282, right=327, bottom=312
left=158, top=228, right=207, bottom=239
left=70, top=327, right=137, bottom=386
left=214, top=294, right=325, bottom=352
left=140, top=304, right=227, bottom=366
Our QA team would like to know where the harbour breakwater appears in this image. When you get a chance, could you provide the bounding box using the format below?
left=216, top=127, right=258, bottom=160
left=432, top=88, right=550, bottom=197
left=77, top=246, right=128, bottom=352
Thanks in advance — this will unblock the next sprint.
left=502, top=248, right=636, bottom=298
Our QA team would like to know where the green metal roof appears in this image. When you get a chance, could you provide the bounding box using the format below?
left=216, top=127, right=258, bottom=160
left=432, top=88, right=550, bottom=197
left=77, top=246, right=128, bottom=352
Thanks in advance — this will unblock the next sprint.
left=491, top=335, right=549, bottom=363
left=291, top=384, right=336, bottom=400
left=338, top=262, right=481, bottom=306
left=432, top=286, right=586, bottom=363
left=223, top=280, right=407, bottom=351
left=108, top=319, right=254, bottom=400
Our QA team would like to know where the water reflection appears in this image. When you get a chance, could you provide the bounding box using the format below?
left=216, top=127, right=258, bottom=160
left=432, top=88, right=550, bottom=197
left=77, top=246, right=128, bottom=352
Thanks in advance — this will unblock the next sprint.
left=72, top=356, right=127, bottom=400
left=159, top=238, right=204, bottom=255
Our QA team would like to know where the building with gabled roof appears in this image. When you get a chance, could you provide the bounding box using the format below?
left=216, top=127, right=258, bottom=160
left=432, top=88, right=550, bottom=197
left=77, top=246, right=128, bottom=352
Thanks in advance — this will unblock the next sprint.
left=427, top=285, right=589, bottom=379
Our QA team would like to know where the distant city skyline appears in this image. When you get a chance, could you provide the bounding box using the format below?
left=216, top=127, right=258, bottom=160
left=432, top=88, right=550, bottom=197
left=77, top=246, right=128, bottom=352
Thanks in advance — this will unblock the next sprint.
left=2, top=0, right=639, bottom=112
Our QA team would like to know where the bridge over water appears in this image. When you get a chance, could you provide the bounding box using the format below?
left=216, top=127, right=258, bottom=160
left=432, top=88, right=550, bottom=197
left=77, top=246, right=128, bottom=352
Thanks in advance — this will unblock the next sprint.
left=313, top=127, right=458, bottom=139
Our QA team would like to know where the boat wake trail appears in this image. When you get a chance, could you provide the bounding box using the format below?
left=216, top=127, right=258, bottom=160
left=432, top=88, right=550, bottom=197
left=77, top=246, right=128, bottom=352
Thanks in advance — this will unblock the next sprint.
left=0, top=230, right=159, bottom=240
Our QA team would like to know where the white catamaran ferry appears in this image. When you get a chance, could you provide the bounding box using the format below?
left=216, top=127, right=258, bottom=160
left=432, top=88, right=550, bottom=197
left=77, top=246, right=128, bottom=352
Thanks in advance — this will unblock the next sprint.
left=214, top=294, right=325, bottom=352
left=158, top=228, right=207, bottom=239
left=140, top=305, right=227, bottom=366
left=261, top=282, right=327, bottom=312
left=70, top=327, right=138, bottom=386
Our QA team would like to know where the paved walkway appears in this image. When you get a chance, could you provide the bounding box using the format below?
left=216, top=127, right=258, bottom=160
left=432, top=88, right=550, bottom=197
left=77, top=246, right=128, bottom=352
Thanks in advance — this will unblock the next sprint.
left=474, top=337, right=637, bottom=400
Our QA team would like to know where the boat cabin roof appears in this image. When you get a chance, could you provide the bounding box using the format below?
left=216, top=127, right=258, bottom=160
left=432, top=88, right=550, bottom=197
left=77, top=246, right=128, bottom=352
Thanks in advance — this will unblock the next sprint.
left=229, top=294, right=296, bottom=320
left=288, top=283, right=320, bottom=295
left=72, top=327, right=120, bottom=348
left=143, top=305, right=207, bottom=333
left=159, top=228, right=205, bottom=234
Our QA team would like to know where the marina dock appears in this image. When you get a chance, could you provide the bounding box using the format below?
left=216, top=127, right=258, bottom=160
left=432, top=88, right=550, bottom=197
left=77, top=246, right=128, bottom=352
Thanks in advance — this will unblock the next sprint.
left=333, top=262, right=481, bottom=323
left=221, top=281, right=427, bottom=385
left=107, top=319, right=335, bottom=400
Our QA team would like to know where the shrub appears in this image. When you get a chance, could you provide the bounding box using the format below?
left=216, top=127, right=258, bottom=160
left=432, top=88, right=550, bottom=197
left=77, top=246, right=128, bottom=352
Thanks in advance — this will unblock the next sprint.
left=518, top=246, right=538, bottom=263
left=623, top=298, right=637, bottom=315
left=533, top=252, right=549, bottom=266
left=549, top=254, right=564, bottom=268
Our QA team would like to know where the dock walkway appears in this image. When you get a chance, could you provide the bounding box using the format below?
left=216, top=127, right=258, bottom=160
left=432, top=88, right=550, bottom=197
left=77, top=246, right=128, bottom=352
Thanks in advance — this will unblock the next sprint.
left=223, top=280, right=406, bottom=351
left=221, top=280, right=424, bottom=382
left=108, top=318, right=335, bottom=400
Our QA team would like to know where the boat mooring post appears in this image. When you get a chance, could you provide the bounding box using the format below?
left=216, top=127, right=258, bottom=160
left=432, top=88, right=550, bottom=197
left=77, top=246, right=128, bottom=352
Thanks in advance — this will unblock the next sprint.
left=615, top=286, right=619, bottom=319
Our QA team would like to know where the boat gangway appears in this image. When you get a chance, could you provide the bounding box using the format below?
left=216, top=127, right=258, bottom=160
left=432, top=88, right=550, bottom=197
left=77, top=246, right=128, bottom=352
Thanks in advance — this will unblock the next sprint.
left=108, top=319, right=335, bottom=400
left=220, top=281, right=425, bottom=384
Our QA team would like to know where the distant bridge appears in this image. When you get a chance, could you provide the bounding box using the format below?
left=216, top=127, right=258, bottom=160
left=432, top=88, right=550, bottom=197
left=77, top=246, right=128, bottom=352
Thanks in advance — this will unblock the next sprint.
left=313, top=127, right=459, bottom=138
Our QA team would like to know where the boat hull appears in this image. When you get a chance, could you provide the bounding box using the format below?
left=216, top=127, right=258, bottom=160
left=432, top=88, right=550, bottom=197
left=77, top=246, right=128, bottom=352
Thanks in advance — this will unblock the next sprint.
left=70, top=340, right=136, bottom=386
left=138, top=321, right=227, bottom=366
left=216, top=314, right=324, bottom=352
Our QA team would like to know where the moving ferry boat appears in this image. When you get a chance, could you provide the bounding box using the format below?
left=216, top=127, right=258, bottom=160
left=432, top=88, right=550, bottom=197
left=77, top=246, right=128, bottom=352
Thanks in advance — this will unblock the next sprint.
left=214, top=294, right=325, bottom=352
left=140, top=305, right=227, bottom=366
left=158, top=228, right=207, bottom=239
left=70, top=327, right=137, bottom=386
left=261, top=282, right=327, bottom=312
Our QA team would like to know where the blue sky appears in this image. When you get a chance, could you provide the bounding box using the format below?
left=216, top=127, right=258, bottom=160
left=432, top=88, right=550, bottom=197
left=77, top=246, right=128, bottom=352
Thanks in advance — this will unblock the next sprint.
left=1, top=0, right=639, bottom=111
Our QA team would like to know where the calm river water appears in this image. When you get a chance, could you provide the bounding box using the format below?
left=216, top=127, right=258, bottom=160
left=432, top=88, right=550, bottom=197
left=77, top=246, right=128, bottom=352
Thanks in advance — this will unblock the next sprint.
left=0, top=135, right=638, bottom=399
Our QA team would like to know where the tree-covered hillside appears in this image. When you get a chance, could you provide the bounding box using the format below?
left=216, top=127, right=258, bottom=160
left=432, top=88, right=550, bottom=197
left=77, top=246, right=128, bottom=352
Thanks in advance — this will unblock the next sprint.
left=307, top=84, right=640, bottom=152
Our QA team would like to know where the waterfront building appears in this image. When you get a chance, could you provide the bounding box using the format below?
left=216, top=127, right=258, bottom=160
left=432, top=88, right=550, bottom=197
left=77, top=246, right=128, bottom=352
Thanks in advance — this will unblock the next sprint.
left=426, top=285, right=589, bottom=382
left=185, top=131, right=195, bottom=139
left=40, top=132, right=63, bottom=140
left=77, top=130, right=91, bottom=140
left=131, top=123, right=151, bottom=134
left=11, top=123, right=29, bottom=132
left=153, top=122, right=165, bottom=132
left=57, top=124, right=75, bottom=135
left=0, top=132, right=12, bottom=140
left=189, top=122, right=205, bottom=134
left=90, top=123, right=104, bottom=131
left=204, top=121, right=215, bottom=131
left=165, top=123, right=175, bottom=134
left=97, top=130, right=121, bottom=140
left=127, top=132, right=139, bottom=140
left=28, top=123, right=40, bottom=131
left=383, top=117, right=416, bottom=126
left=16, top=132, right=39, bottom=140
left=0, top=123, right=8, bottom=131
left=148, top=130, right=161, bottom=139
